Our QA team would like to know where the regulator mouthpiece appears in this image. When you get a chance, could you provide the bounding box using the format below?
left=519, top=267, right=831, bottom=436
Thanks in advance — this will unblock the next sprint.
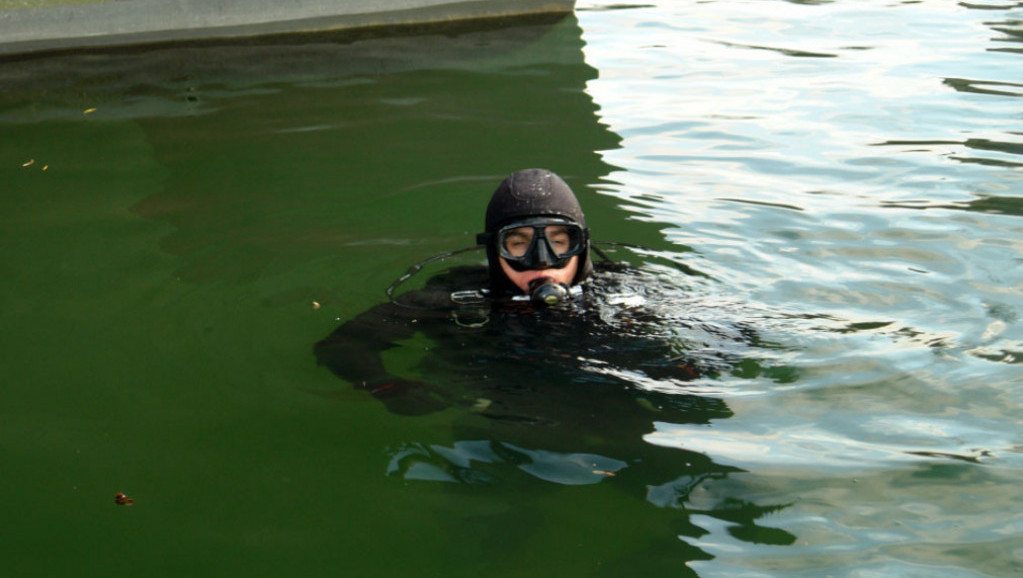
left=529, top=277, right=571, bottom=306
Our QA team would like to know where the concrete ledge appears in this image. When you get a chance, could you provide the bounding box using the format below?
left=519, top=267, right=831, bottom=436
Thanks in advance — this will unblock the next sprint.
left=0, top=0, right=575, bottom=56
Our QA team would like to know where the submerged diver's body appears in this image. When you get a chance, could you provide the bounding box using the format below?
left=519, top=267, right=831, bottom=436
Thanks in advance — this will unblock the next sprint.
left=314, top=169, right=734, bottom=448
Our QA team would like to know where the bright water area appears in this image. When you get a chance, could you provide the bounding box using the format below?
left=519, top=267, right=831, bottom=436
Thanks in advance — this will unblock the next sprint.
left=1, top=1, right=1022, bottom=576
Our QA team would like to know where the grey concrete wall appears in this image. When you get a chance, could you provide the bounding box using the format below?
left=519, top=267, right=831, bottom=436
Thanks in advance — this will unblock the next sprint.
left=0, top=0, right=575, bottom=56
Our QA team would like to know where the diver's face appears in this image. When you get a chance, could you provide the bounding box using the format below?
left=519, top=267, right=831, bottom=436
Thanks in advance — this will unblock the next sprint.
left=499, top=255, right=579, bottom=293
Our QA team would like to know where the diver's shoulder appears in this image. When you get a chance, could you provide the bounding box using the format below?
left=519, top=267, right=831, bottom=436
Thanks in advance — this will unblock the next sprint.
left=390, top=264, right=490, bottom=310
left=424, top=264, right=490, bottom=287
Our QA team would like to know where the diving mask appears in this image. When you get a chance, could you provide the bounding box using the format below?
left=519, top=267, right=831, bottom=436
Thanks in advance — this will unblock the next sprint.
left=477, top=217, right=588, bottom=272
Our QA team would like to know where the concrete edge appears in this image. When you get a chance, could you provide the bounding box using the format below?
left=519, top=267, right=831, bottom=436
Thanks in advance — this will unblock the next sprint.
left=0, top=0, right=576, bottom=56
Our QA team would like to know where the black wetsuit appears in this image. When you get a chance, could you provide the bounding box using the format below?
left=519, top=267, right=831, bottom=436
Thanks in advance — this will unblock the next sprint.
left=314, top=262, right=738, bottom=459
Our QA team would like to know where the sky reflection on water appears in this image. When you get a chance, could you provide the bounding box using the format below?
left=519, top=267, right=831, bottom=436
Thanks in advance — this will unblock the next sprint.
left=578, top=0, right=1023, bottom=574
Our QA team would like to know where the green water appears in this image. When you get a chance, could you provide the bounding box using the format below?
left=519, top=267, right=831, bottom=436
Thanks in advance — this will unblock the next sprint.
left=1, top=17, right=673, bottom=577
left=3, top=1, right=1023, bottom=576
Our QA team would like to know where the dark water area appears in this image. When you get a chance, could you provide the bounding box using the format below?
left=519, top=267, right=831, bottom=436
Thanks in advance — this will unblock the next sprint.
left=3, top=1, right=1023, bottom=576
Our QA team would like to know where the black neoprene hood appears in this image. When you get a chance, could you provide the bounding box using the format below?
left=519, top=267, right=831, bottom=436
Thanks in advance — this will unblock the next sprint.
left=484, top=169, right=586, bottom=231
left=479, top=169, right=593, bottom=293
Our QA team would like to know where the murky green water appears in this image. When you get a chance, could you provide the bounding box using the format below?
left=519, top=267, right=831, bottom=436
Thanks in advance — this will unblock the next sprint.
left=2, top=1, right=1022, bottom=576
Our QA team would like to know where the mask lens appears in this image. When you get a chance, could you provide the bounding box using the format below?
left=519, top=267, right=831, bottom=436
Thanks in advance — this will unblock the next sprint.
left=501, top=227, right=535, bottom=258
left=544, top=224, right=582, bottom=257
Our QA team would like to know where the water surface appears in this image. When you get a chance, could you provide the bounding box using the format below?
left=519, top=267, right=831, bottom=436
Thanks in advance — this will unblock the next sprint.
left=2, top=1, right=1022, bottom=576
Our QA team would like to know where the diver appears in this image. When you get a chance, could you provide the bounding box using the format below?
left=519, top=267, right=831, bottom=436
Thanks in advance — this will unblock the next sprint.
left=314, top=168, right=738, bottom=426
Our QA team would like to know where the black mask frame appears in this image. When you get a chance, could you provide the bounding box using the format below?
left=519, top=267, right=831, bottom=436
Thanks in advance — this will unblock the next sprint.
left=477, top=217, right=588, bottom=272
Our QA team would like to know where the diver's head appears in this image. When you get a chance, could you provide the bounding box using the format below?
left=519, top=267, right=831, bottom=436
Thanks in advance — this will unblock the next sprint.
left=476, top=169, right=592, bottom=296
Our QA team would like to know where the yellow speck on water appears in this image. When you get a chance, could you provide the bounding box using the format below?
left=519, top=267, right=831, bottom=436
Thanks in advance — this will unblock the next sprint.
left=312, top=301, right=321, bottom=310
left=42, top=165, right=49, bottom=171
left=635, top=398, right=661, bottom=413
left=22, top=159, right=34, bottom=167
left=83, top=108, right=97, bottom=115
